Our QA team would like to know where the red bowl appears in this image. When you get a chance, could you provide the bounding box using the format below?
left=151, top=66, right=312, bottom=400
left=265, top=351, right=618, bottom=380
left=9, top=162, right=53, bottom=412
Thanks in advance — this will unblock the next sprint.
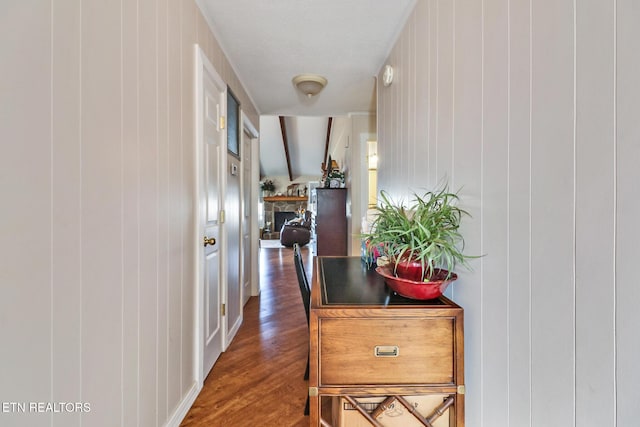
left=375, top=266, right=457, bottom=300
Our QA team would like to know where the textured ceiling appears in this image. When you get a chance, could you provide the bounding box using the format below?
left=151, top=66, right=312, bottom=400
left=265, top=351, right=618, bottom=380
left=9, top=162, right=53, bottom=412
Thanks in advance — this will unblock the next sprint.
left=197, top=0, right=416, bottom=116
left=196, top=0, right=416, bottom=177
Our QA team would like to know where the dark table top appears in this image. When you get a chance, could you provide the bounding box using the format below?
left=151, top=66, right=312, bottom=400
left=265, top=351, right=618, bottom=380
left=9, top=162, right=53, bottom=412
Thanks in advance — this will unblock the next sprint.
left=318, top=256, right=448, bottom=307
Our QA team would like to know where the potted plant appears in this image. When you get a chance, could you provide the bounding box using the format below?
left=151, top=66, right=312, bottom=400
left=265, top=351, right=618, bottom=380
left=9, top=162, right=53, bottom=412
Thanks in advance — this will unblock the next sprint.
left=363, top=187, right=474, bottom=299
left=326, top=170, right=345, bottom=188
left=261, top=179, right=276, bottom=196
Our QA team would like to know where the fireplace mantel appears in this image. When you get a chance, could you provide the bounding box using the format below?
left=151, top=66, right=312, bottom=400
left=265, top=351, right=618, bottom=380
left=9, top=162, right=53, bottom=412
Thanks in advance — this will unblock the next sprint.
left=263, top=196, right=308, bottom=202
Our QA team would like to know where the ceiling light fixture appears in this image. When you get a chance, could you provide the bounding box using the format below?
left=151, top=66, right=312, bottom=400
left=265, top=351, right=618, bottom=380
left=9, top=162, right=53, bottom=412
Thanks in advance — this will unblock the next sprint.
left=292, top=74, right=328, bottom=97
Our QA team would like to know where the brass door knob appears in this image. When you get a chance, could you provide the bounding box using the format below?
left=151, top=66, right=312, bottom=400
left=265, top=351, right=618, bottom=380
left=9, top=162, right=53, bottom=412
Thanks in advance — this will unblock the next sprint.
left=203, top=236, right=216, bottom=247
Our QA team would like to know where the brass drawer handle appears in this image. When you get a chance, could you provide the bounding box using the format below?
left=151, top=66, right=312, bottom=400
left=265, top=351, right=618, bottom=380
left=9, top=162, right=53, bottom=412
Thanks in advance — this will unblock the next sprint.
left=374, top=345, right=399, bottom=357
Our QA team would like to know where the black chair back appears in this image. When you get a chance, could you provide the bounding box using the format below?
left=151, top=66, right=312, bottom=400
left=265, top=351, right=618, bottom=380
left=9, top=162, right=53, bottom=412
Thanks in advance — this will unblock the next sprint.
left=293, top=243, right=311, bottom=414
left=293, top=243, right=310, bottom=324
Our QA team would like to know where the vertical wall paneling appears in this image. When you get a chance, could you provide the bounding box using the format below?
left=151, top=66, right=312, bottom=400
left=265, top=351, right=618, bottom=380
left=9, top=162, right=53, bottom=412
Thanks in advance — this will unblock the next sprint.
left=377, top=0, right=640, bottom=424
left=414, top=1, right=429, bottom=187
left=157, top=0, right=170, bottom=419
left=51, top=1, right=82, bottom=426
left=81, top=0, right=124, bottom=423
left=1, top=1, right=259, bottom=425
left=481, top=0, right=510, bottom=425
left=436, top=0, right=454, bottom=183
left=0, top=3, right=53, bottom=426
left=451, top=0, right=483, bottom=422
left=575, top=0, right=616, bottom=425
left=507, top=0, right=532, bottom=424
left=530, top=0, right=575, bottom=423
left=428, top=0, right=438, bottom=185
left=389, top=34, right=399, bottom=195
left=388, top=40, right=396, bottom=194
left=397, top=19, right=405, bottom=193
left=196, top=9, right=210, bottom=62
left=404, top=14, right=413, bottom=185
left=389, top=33, right=397, bottom=194
left=167, top=0, right=183, bottom=411
left=121, top=0, right=141, bottom=424
left=138, top=0, right=160, bottom=423
left=180, top=0, right=197, bottom=396
left=615, top=1, right=640, bottom=424
left=376, top=69, right=384, bottom=190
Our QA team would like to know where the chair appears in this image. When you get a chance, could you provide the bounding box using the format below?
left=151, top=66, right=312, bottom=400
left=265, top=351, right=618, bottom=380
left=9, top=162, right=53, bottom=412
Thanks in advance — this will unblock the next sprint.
left=280, top=211, right=312, bottom=247
left=293, top=243, right=311, bottom=415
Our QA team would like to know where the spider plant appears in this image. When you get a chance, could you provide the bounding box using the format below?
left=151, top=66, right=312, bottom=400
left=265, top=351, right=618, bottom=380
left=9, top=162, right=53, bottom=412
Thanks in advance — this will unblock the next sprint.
left=364, top=187, right=473, bottom=281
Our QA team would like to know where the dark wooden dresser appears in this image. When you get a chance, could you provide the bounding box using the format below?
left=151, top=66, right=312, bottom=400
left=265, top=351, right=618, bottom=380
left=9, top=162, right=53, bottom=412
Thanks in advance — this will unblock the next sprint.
left=314, top=188, right=347, bottom=256
left=309, top=256, right=465, bottom=426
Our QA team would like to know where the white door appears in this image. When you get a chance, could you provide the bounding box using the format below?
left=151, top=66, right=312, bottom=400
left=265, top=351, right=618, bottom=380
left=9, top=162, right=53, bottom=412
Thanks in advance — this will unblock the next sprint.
left=197, top=48, right=226, bottom=378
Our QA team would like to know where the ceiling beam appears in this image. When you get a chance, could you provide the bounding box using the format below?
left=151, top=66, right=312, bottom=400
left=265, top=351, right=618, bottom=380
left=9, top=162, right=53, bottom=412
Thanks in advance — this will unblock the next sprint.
left=279, top=116, right=294, bottom=181
left=323, top=117, right=333, bottom=169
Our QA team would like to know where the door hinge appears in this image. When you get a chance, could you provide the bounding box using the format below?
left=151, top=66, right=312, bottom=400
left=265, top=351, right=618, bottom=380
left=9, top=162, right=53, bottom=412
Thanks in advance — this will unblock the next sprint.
left=221, top=303, right=226, bottom=316
left=220, top=116, right=226, bottom=130
left=220, top=210, right=225, bottom=223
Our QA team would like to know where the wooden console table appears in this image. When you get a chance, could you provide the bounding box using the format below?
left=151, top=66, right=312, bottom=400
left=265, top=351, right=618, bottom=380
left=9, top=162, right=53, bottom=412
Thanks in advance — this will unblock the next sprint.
left=309, top=256, right=465, bottom=426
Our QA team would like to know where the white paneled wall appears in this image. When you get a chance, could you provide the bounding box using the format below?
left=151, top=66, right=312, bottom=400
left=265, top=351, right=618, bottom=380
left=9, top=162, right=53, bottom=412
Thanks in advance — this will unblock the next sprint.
left=575, top=1, right=616, bottom=426
left=616, top=1, right=640, bottom=423
left=0, top=1, right=257, bottom=426
left=377, top=1, right=639, bottom=425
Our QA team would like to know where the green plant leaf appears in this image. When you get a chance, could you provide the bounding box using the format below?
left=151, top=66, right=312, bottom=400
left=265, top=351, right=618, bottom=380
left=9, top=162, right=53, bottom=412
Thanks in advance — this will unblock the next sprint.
left=361, top=186, right=476, bottom=281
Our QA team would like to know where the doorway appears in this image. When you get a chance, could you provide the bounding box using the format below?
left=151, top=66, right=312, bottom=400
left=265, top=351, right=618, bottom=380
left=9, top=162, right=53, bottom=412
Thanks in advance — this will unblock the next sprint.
left=367, top=140, right=378, bottom=207
left=195, top=45, right=226, bottom=382
left=194, top=45, right=260, bottom=387
left=241, top=115, right=259, bottom=303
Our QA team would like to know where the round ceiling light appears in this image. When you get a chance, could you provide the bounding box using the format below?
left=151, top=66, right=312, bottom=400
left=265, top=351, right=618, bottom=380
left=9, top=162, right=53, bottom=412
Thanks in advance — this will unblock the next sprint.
left=292, top=74, right=328, bottom=97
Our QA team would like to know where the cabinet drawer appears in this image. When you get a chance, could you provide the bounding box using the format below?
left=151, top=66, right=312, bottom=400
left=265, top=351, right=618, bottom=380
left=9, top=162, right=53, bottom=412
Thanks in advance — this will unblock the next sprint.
left=319, top=317, right=455, bottom=385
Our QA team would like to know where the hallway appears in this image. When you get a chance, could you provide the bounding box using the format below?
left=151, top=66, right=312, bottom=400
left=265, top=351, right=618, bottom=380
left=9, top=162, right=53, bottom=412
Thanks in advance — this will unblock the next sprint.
left=181, top=245, right=313, bottom=426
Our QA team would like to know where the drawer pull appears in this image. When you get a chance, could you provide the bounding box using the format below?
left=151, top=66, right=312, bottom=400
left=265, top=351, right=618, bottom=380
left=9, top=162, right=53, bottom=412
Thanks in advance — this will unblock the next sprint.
left=374, top=345, right=399, bottom=357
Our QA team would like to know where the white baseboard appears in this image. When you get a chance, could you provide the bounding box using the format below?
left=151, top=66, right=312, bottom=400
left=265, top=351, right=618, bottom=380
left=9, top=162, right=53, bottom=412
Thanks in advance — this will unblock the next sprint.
left=163, top=381, right=201, bottom=427
left=225, top=314, right=242, bottom=348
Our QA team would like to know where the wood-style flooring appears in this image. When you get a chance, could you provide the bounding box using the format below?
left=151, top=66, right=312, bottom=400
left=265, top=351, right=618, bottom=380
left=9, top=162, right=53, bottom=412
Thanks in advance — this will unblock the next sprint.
left=181, top=245, right=313, bottom=427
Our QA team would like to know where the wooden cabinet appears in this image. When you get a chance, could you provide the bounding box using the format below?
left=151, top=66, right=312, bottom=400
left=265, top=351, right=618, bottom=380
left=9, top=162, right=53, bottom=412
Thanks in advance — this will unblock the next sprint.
left=310, top=256, right=465, bottom=426
left=314, top=188, right=347, bottom=256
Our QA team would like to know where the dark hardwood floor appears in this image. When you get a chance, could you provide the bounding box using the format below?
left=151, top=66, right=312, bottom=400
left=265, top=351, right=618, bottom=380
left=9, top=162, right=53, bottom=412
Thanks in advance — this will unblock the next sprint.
left=181, top=244, right=313, bottom=427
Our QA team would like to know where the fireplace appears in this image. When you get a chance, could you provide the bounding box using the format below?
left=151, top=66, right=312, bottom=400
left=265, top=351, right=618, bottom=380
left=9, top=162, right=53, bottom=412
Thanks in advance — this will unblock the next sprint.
left=262, top=196, right=308, bottom=239
left=274, top=211, right=297, bottom=232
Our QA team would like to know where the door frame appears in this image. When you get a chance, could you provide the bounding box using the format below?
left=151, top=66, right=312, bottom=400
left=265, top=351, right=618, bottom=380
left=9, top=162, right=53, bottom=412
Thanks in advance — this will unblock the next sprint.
left=194, top=44, right=228, bottom=385
left=241, top=112, right=260, bottom=300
